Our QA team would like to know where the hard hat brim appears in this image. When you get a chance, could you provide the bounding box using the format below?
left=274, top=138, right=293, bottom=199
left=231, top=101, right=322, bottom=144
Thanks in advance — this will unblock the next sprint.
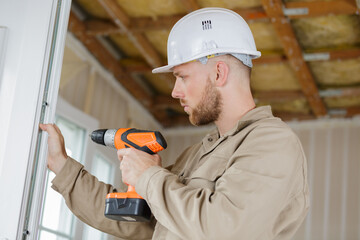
left=152, top=64, right=177, bottom=74
left=152, top=50, right=261, bottom=74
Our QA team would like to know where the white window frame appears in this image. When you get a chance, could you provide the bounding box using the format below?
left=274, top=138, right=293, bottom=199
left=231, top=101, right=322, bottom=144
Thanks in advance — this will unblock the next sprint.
left=82, top=151, right=117, bottom=240
left=54, top=96, right=100, bottom=240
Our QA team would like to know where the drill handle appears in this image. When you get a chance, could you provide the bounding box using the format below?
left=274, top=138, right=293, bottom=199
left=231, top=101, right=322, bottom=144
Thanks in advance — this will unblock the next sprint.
left=127, top=185, right=136, bottom=193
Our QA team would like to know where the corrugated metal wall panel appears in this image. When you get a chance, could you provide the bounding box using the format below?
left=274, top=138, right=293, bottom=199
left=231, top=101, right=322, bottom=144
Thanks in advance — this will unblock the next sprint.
left=292, top=120, right=360, bottom=240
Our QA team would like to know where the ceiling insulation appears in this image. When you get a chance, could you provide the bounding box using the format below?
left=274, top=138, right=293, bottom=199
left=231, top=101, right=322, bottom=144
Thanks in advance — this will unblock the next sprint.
left=197, top=0, right=262, bottom=8
left=309, top=57, right=360, bottom=87
left=325, top=95, right=360, bottom=108
left=251, top=62, right=301, bottom=91
left=292, top=14, right=360, bottom=50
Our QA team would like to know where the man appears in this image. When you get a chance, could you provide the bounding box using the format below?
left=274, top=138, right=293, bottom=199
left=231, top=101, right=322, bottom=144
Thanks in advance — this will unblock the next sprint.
left=40, top=7, right=309, bottom=240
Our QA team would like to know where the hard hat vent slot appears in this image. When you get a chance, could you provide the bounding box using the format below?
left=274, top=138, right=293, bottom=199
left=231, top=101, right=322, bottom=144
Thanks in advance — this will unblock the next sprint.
left=202, top=20, right=212, bottom=30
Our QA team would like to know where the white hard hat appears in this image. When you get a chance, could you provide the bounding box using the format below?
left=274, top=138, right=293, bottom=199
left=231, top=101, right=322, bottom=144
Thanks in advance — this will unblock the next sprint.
left=152, top=7, right=261, bottom=73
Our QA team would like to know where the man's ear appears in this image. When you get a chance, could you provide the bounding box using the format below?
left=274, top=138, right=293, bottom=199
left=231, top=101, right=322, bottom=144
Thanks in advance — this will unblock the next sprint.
left=215, top=61, right=229, bottom=87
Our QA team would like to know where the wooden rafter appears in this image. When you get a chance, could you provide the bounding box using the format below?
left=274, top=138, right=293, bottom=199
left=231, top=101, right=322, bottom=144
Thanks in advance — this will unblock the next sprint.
left=310, top=48, right=360, bottom=61
left=253, top=54, right=287, bottom=64
left=98, top=0, right=164, bottom=68
left=345, top=107, right=360, bottom=117
left=262, top=0, right=327, bottom=117
left=254, top=90, right=305, bottom=102
left=284, top=0, right=358, bottom=19
left=180, top=0, right=200, bottom=12
left=85, top=19, right=122, bottom=36
left=68, top=11, right=152, bottom=106
left=328, top=106, right=360, bottom=118
left=320, top=86, right=360, bottom=98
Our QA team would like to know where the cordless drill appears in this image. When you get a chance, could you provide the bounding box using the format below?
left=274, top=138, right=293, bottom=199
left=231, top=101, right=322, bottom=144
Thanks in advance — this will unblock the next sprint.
left=90, top=128, right=167, bottom=222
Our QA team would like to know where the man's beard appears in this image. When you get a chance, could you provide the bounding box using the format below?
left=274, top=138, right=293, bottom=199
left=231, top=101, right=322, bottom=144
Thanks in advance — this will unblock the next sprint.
left=189, top=78, right=222, bottom=126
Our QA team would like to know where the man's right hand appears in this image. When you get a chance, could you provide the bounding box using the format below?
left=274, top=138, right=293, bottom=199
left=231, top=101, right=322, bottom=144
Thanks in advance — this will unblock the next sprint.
left=39, top=123, right=68, bottom=175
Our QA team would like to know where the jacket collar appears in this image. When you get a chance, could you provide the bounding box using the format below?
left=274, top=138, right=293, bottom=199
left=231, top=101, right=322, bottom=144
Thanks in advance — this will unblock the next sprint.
left=225, top=105, right=273, bottom=137
left=202, top=106, right=274, bottom=150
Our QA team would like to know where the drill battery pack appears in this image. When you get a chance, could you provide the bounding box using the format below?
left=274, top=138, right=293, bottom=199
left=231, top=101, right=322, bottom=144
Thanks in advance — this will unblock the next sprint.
left=105, top=192, right=152, bottom=222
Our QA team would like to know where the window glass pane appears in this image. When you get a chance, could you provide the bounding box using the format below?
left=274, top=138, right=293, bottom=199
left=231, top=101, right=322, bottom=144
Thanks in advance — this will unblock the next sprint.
left=41, top=171, right=73, bottom=234
left=39, top=230, right=70, bottom=240
left=83, top=226, right=107, bottom=240
left=56, top=116, right=86, bottom=161
left=83, top=153, right=114, bottom=240
left=91, top=153, right=112, bottom=183
left=40, top=116, right=86, bottom=239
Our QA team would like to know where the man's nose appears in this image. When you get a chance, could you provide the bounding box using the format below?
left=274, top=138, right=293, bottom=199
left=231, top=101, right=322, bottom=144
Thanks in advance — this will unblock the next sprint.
left=171, top=79, right=183, bottom=99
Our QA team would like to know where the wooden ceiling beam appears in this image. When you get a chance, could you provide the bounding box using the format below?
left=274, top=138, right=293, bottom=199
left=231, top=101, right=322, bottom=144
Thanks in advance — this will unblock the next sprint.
left=180, top=0, right=200, bottom=12
left=345, top=106, right=360, bottom=117
left=85, top=19, right=122, bottom=36
left=123, top=63, right=152, bottom=73
left=328, top=48, right=360, bottom=60
left=254, top=90, right=305, bottom=102
left=234, top=7, right=268, bottom=20
left=262, top=0, right=327, bottom=117
left=98, top=0, right=164, bottom=68
left=308, top=48, right=360, bottom=61
left=284, top=0, right=358, bottom=19
left=130, top=15, right=182, bottom=32
left=255, top=47, right=360, bottom=65
left=328, top=106, right=360, bottom=118
left=68, top=11, right=152, bottom=106
left=320, top=86, right=360, bottom=98
left=253, top=54, right=287, bottom=64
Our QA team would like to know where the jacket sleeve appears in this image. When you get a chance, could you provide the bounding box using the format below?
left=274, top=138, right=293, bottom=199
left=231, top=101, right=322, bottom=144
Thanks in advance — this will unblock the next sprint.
left=51, top=157, right=155, bottom=239
left=135, top=126, right=309, bottom=240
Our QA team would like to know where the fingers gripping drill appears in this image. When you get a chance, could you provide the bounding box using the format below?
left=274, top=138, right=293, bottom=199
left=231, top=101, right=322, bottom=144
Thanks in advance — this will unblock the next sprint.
left=90, top=128, right=167, bottom=222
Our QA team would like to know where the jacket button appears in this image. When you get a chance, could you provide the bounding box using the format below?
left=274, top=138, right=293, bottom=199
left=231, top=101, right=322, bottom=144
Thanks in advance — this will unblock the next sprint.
left=208, top=138, right=213, bottom=142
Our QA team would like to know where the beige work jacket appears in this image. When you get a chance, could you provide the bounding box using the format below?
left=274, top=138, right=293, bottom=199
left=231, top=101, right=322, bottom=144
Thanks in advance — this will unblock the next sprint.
left=52, top=106, right=309, bottom=240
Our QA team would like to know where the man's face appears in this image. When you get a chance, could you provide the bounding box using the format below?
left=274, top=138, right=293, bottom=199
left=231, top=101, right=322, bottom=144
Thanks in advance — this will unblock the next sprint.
left=172, top=62, right=222, bottom=126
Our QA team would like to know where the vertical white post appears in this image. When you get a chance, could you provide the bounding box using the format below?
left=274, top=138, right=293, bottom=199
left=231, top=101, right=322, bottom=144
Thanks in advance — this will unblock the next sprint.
left=0, top=26, right=7, bottom=93
left=0, top=0, right=71, bottom=239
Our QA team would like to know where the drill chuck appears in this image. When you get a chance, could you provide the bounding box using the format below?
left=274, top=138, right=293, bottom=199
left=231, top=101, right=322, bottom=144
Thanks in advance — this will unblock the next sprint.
left=90, top=129, right=106, bottom=146
left=90, top=129, right=118, bottom=148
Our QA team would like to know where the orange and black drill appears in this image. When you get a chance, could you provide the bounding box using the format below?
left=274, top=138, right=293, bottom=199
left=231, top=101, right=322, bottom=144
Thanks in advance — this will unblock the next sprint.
left=90, top=128, right=167, bottom=222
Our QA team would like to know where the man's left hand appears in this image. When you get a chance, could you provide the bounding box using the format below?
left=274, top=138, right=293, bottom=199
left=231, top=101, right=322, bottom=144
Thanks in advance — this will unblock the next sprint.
left=117, top=148, right=162, bottom=186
